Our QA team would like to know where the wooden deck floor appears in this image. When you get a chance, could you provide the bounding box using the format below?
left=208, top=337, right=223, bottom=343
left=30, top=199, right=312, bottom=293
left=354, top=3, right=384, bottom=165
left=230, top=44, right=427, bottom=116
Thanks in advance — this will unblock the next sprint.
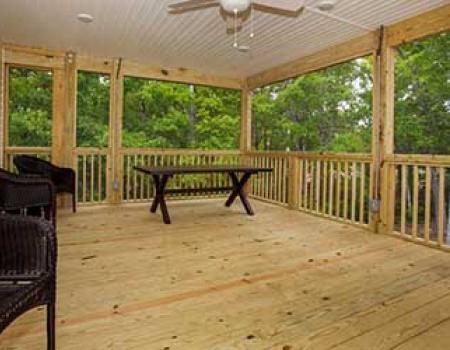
left=1, top=199, right=450, bottom=350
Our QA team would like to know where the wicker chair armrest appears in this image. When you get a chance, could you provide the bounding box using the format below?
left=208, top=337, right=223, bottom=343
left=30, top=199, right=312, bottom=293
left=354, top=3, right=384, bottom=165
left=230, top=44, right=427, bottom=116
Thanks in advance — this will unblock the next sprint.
left=0, top=214, right=57, bottom=280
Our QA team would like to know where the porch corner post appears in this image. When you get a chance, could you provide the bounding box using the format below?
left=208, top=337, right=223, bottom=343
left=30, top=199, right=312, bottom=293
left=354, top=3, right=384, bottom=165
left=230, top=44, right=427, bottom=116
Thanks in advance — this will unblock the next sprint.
left=52, top=51, right=76, bottom=208
left=373, top=27, right=396, bottom=235
left=108, top=58, right=124, bottom=204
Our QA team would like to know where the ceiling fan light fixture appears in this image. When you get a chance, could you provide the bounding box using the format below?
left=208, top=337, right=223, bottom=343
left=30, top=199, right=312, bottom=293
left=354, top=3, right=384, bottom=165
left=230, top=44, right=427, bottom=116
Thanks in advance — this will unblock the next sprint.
left=317, top=0, right=335, bottom=12
left=219, top=0, right=251, bottom=13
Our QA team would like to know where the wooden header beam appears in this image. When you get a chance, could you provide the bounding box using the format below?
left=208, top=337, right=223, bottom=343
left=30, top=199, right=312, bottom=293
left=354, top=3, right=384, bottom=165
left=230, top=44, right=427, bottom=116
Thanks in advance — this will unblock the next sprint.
left=1, top=44, right=242, bottom=90
left=386, top=4, right=450, bottom=47
left=246, top=4, right=450, bottom=89
left=246, top=32, right=379, bottom=89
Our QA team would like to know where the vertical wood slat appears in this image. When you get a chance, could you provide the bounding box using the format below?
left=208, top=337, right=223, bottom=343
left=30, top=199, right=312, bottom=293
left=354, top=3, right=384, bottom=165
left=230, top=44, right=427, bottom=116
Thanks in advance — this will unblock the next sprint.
left=322, top=161, right=328, bottom=214
left=343, top=162, right=349, bottom=220
left=315, top=160, right=321, bottom=212
left=351, top=161, right=357, bottom=223
left=368, top=163, right=374, bottom=227
left=412, top=165, right=419, bottom=238
left=400, top=165, right=407, bottom=235
left=328, top=162, right=334, bottom=216
left=336, top=162, right=341, bottom=219
left=424, top=166, right=431, bottom=242
left=298, top=159, right=303, bottom=208
left=90, top=154, right=94, bottom=203
left=82, top=155, right=87, bottom=203
left=98, top=154, right=102, bottom=202
left=309, top=161, right=314, bottom=210
left=359, top=163, right=366, bottom=224
left=437, top=167, right=445, bottom=246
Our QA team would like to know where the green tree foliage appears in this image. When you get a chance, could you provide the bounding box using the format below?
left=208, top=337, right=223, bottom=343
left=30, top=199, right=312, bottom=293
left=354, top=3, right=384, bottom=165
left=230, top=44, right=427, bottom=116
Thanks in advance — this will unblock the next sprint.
left=252, top=58, right=373, bottom=152
left=123, top=78, right=240, bottom=149
left=395, top=32, right=449, bottom=154
left=76, top=71, right=110, bottom=147
left=8, top=67, right=52, bottom=146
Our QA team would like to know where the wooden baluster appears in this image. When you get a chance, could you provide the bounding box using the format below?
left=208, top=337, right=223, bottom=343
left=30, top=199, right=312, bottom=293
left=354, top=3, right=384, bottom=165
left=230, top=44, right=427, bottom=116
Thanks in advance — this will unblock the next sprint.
left=344, top=162, right=349, bottom=220
left=98, top=153, right=103, bottom=202
left=298, top=159, right=303, bottom=208
left=322, top=161, right=328, bottom=214
left=90, top=154, right=94, bottom=203
left=412, top=165, right=419, bottom=239
left=400, top=165, right=407, bottom=235
left=309, top=161, right=315, bottom=210
left=351, top=161, right=357, bottom=223
left=437, top=167, right=445, bottom=246
left=368, top=162, right=374, bottom=228
left=304, top=160, right=309, bottom=210
left=316, top=160, right=321, bottom=213
left=126, top=155, right=131, bottom=201
left=82, top=155, right=87, bottom=203
left=424, top=166, right=431, bottom=242
left=359, top=162, right=366, bottom=224
left=336, top=162, right=341, bottom=219
left=328, top=161, right=334, bottom=216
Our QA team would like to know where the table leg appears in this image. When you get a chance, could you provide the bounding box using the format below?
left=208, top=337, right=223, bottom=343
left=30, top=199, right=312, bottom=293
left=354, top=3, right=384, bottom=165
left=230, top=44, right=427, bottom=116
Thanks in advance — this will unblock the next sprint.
left=150, top=174, right=171, bottom=224
left=225, top=172, right=254, bottom=215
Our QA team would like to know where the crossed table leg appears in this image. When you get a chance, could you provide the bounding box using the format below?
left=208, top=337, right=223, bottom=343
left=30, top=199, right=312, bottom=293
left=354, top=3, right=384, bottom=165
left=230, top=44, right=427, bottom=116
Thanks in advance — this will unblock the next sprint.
left=149, top=171, right=255, bottom=224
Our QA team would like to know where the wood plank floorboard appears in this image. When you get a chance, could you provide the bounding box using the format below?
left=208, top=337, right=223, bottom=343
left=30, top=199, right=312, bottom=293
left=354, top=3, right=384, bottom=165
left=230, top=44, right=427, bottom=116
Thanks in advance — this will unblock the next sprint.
left=0, top=199, right=449, bottom=349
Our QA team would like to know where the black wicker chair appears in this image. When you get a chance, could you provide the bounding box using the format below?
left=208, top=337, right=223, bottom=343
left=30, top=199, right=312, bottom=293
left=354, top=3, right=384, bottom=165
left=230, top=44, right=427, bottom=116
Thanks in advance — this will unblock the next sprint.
left=0, top=214, right=57, bottom=350
left=14, top=155, right=76, bottom=213
left=0, top=168, right=56, bottom=226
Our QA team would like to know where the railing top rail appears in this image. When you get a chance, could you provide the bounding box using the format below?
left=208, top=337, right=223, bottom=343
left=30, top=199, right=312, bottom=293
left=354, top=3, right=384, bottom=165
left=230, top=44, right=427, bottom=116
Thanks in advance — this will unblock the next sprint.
left=4, top=146, right=52, bottom=153
left=120, top=148, right=240, bottom=156
left=244, top=151, right=372, bottom=162
left=385, top=154, right=450, bottom=167
left=74, top=147, right=109, bottom=155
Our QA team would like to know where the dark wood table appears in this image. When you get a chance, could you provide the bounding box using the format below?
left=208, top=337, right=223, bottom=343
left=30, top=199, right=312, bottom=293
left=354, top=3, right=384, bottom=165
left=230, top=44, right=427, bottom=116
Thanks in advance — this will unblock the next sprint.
left=134, top=165, right=272, bottom=224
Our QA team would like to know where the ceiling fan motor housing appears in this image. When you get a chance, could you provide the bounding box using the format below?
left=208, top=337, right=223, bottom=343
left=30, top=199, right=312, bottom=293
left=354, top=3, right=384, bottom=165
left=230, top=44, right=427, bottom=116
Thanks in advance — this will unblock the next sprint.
left=219, top=0, right=251, bottom=13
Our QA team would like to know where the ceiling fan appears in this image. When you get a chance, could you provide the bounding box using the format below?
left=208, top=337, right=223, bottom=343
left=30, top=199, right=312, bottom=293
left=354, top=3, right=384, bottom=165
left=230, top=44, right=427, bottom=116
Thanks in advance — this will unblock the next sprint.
left=168, top=0, right=372, bottom=51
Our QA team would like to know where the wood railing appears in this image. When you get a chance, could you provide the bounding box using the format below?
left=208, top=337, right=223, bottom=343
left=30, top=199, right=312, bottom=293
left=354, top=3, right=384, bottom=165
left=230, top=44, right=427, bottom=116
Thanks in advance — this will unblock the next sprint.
left=120, top=148, right=241, bottom=202
left=385, top=154, right=449, bottom=250
left=3, top=147, right=52, bottom=172
left=246, top=152, right=289, bottom=206
left=3, top=147, right=449, bottom=251
left=74, top=148, right=109, bottom=205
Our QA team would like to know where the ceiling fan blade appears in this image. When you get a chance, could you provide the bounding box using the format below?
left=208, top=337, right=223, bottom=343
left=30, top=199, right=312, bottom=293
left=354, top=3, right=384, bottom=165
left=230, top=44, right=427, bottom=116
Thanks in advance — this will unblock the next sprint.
left=168, top=0, right=218, bottom=9
left=253, top=0, right=305, bottom=17
left=168, top=2, right=219, bottom=14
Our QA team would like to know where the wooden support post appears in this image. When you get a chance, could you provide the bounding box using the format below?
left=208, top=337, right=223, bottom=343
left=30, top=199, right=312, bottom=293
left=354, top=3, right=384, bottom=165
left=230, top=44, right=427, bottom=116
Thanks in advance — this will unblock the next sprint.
left=108, top=58, right=124, bottom=204
left=240, top=88, right=252, bottom=193
left=376, top=28, right=396, bottom=235
left=52, top=52, right=76, bottom=208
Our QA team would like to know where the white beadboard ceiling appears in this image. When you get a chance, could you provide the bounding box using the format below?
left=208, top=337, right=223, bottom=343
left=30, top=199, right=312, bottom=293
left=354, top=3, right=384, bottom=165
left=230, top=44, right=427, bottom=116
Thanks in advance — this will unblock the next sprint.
left=0, top=0, right=446, bottom=79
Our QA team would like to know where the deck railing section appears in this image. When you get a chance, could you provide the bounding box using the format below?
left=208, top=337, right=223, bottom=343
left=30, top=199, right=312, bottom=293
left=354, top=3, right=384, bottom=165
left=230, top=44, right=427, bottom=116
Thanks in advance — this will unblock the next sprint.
left=296, top=153, right=373, bottom=227
left=246, top=152, right=289, bottom=206
left=385, top=155, right=449, bottom=249
left=74, top=148, right=109, bottom=205
left=121, top=149, right=241, bottom=203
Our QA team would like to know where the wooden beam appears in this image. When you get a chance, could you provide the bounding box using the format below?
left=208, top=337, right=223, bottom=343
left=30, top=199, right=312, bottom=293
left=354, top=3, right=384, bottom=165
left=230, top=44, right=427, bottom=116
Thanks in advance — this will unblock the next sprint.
left=246, top=32, right=378, bottom=89
left=240, top=88, right=252, bottom=153
left=122, top=60, right=242, bottom=90
left=77, top=55, right=114, bottom=74
left=52, top=52, right=76, bottom=207
left=386, top=4, right=450, bottom=47
left=378, top=31, right=396, bottom=235
left=108, top=59, right=124, bottom=204
left=3, top=45, right=65, bottom=69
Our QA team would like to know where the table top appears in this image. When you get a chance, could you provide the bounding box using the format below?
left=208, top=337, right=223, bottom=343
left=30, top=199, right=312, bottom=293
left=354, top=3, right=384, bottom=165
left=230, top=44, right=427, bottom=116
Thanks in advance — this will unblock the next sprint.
left=134, top=164, right=273, bottom=176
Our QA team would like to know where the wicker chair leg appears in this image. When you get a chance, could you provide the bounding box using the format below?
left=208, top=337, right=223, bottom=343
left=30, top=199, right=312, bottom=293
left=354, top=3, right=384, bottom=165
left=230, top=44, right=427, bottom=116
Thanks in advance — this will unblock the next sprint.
left=72, top=192, right=76, bottom=213
left=47, top=302, right=56, bottom=350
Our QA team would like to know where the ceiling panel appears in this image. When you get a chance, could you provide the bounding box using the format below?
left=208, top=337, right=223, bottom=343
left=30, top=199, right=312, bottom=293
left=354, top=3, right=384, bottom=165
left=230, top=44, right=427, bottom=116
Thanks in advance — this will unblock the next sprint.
left=0, top=0, right=446, bottom=78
